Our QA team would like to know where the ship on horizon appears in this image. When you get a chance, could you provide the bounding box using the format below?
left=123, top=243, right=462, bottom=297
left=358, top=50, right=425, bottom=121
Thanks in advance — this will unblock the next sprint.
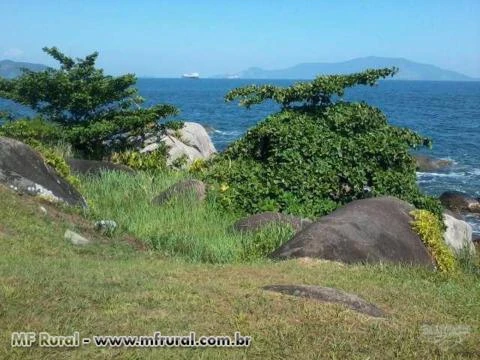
left=182, top=72, right=200, bottom=79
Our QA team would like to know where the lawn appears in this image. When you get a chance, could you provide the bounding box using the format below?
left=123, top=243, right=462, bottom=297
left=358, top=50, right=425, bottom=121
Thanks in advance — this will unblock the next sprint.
left=1, top=174, right=479, bottom=359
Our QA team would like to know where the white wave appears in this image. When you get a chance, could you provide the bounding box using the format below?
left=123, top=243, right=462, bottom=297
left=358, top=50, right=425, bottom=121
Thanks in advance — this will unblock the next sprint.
left=214, top=129, right=243, bottom=136
left=416, top=171, right=466, bottom=178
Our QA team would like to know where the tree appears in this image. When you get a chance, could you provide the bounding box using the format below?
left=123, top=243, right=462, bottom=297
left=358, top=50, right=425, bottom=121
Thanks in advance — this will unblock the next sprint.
left=0, top=47, right=177, bottom=158
left=197, top=68, right=442, bottom=219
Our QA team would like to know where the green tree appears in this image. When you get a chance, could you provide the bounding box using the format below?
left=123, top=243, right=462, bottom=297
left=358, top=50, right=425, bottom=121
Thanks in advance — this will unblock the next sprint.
left=197, top=68, right=442, bottom=219
left=0, top=47, right=177, bottom=158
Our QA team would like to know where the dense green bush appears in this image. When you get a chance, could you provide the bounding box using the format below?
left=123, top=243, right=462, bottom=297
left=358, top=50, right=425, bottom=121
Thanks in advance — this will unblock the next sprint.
left=0, top=47, right=177, bottom=158
left=197, top=68, right=443, bottom=219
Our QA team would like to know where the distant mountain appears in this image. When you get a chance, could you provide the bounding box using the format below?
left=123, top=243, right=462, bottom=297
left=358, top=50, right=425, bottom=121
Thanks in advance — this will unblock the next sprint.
left=213, top=57, right=475, bottom=81
left=0, top=60, right=48, bottom=79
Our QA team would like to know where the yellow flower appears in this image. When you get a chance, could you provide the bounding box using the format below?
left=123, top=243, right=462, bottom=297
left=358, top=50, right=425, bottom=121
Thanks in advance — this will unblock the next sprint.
left=220, top=183, right=229, bottom=192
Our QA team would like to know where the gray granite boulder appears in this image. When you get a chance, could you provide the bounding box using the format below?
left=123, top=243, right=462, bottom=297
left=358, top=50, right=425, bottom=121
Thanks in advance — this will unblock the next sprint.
left=439, top=191, right=480, bottom=214
left=270, top=196, right=434, bottom=267
left=152, top=179, right=206, bottom=205
left=414, top=155, right=453, bottom=172
left=67, top=158, right=134, bottom=176
left=234, top=212, right=312, bottom=233
left=443, top=213, right=475, bottom=255
left=0, top=137, right=86, bottom=207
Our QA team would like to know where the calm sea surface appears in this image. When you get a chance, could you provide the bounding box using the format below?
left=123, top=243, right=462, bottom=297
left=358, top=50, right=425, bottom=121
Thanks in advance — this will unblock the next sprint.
left=3, top=79, right=480, bottom=232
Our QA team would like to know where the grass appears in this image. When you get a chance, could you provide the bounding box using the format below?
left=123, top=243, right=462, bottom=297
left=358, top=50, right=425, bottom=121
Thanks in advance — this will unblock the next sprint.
left=1, top=174, right=480, bottom=359
left=78, top=170, right=293, bottom=263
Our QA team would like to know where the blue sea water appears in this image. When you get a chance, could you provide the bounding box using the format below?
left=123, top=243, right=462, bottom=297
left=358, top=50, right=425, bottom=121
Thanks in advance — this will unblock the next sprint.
left=137, top=78, right=480, bottom=233
left=2, top=79, right=480, bottom=232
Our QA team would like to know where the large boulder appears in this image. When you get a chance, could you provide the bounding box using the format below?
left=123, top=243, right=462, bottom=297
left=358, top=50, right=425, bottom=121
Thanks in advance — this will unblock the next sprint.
left=152, top=179, right=206, bottom=206
left=141, top=122, right=216, bottom=167
left=233, top=212, right=312, bottom=233
left=67, top=158, right=134, bottom=176
left=443, top=213, right=475, bottom=255
left=270, top=196, right=434, bottom=267
left=414, top=155, right=453, bottom=172
left=439, top=191, right=480, bottom=214
left=0, top=137, right=86, bottom=207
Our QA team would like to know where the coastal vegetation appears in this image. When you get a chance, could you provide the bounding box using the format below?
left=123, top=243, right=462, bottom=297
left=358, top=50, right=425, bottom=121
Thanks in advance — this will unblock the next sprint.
left=197, top=68, right=443, bottom=220
left=0, top=47, right=176, bottom=161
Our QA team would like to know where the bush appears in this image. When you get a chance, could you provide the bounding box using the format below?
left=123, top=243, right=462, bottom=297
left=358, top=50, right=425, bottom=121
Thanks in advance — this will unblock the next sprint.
left=0, top=117, right=64, bottom=145
left=197, top=68, right=442, bottom=219
left=410, top=210, right=457, bottom=273
left=110, top=147, right=168, bottom=171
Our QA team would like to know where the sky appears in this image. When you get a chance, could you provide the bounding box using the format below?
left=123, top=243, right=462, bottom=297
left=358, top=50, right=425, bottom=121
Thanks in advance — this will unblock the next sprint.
left=1, top=0, right=479, bottom=77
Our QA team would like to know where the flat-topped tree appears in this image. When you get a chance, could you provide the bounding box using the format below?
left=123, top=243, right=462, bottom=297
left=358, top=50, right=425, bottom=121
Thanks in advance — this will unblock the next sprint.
left=198, top=68, right=442, bottom=219
left=225, top=68, right=399, bottom=108
left=0, top=47, right=177, bottom=158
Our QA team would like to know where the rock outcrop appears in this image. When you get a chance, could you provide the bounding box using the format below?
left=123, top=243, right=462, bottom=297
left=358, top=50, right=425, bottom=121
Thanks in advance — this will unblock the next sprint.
left=107, top=122, right=217, bottom=167
left=67, top=158, right=134, bottom=176
left=233, top=212, right=312, bottom=233
left=414, top=155, right=453, bottom=172
left=443, top=213, right=475, bottom=255
left=439, top=191, right=480, bottom=214
left=152, top=179, right=206, bottom=205
left=270, top=196, right=434, bottom=267
left=0, top=137, right=86, bottom=207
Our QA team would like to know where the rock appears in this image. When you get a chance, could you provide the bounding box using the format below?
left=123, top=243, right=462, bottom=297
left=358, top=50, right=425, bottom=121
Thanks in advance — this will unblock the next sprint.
left=152, top=179, right=206, bottom=205
left=233, top=212, right=312, bottom=233
left=67, top=159, right=134, bottom=176
left=94, top=220, right=118, bottom=235
left=439, top=191, right=480, bottom=214
left=270, top=196, right=434, bottom=268
left=64, top=229, right=90, bottom=246
left=443, top=213, right=475, bottom=255
left=414, top=155, right=453, bottom=172
left=141, top=122, right=216, bottom=167
left=262, top=285, right=386, bottom=318
left=0, top=137, right=86, bottom=207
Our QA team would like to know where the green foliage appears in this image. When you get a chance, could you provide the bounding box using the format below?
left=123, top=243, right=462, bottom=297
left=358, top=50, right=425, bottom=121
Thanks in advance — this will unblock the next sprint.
left=34, top=142, right=81, bottom=188
left=225, top=68, right=398, bottom=108
left=239, top=224, right=296, bottom=261
left=110, top=148, right=168, bottom=171
left=199, top=69, right=440, bottom=218
left=0, top=47, right=178, bottom=158
left=0, top=117, right=64, bottom=145
left=410, top=210, right=457, bottom=273
left=163, top=120, right=185, bottom=131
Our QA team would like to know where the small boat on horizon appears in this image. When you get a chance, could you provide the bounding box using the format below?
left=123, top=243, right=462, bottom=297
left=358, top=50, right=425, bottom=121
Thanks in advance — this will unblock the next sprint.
left=182, top=72, right=200, bottom=79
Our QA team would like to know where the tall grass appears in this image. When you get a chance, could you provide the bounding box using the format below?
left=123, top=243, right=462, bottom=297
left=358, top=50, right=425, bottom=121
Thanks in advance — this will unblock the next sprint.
left=79, top=170, right=292, bottom=263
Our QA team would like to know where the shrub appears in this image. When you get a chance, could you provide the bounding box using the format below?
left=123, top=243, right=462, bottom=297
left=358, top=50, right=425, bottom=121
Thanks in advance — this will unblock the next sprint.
left=0, top=117, right=64, bottom=145
left=110, top=147, right=168, bottom=171
left=410, top=210, right=456, bottom=273
left=196, top=68, right=443, bottom=219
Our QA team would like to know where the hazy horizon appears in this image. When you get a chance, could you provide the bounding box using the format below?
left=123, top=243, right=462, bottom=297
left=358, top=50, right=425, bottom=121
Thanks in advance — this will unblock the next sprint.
left=1, top=1, right=479, bottom=78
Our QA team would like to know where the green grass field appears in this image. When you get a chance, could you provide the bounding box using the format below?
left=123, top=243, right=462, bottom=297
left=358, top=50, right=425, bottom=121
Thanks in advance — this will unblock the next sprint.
left=1, top=171, right=479, bottom=359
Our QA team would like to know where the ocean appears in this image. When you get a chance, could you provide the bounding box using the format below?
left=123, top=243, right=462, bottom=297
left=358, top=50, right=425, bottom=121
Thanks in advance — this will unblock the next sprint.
left=2, top=78, right=480, bottom=232
left=138, top=78, right=480, bottom=233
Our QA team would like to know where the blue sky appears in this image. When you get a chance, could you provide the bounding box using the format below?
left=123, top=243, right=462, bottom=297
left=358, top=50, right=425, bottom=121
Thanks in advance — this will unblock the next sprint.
left=1, top=0, right=479, bottom=77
